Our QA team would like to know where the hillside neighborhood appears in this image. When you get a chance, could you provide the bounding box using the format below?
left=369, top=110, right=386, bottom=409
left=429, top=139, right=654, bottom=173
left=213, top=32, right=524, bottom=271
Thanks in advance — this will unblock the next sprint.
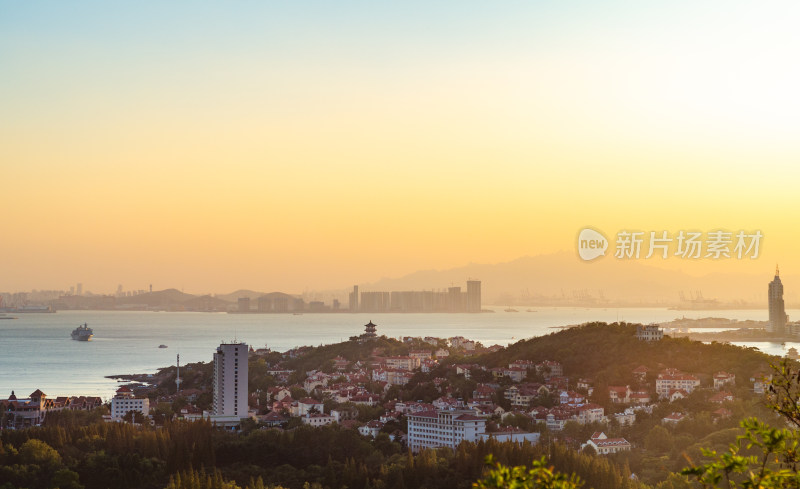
left=1, top=320, right=776, bottom=485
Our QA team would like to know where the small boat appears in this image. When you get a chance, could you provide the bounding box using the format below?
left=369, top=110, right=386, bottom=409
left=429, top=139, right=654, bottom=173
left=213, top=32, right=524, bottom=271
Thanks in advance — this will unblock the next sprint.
left=504, top=308, right=519, bottom=312
left=158, top=344, right=168, bottom=349
left=71, top=323, right=93, bottom=341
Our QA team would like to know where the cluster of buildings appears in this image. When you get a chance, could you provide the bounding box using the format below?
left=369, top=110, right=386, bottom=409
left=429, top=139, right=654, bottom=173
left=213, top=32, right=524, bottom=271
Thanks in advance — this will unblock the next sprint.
left=0, top=317, right=766, bottom=465
left=0, top=390, right=102, bottom=428
left=232, top=280, right=483, bottom=315
left=348, top=280, right=482, bottom=313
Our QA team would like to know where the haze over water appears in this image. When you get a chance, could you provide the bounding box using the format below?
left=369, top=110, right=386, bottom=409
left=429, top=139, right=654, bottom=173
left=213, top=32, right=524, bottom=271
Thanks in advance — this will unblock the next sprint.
left=1, top=308, right=796, bottom=399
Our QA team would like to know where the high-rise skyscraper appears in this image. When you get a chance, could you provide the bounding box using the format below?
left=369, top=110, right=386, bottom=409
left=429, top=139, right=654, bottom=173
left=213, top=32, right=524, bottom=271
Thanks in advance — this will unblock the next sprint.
left=349, top=285, right=359, bottom=312
left=466, top=280, right=481, bottom=313
left=768, top=266, right=787, bottom=335
left=213, top=342, right=249, bottom=417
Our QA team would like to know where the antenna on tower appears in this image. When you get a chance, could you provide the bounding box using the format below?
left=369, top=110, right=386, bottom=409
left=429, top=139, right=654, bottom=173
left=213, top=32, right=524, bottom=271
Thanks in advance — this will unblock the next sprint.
left=176, top=353, right=182, bottom=395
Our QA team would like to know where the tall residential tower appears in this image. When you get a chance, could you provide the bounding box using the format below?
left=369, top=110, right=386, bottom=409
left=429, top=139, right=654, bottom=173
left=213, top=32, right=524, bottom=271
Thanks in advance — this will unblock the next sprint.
left=212, top=342, right=249, bottom=418
left=466, top=280, right=481, bottom=313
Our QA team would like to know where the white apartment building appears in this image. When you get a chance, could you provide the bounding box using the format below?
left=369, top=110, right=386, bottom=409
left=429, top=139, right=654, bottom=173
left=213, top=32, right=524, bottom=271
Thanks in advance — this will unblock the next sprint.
left=385, top=356, right=421, bottom=371
left=212, top=342, right=249, bottom=418
left=301, top=413, right=334, bottom=427
left=110, top=386, right=150, bottom=421
left=636, top=324, right=664, bottom=341
left=655, top=368, right=700, bottom=398
left=407, top=409, right=486, bottom=453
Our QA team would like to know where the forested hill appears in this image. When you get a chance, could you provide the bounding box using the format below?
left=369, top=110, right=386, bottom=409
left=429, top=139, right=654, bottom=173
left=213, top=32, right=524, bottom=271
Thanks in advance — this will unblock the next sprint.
left=479, top=322, right=775, bottom=387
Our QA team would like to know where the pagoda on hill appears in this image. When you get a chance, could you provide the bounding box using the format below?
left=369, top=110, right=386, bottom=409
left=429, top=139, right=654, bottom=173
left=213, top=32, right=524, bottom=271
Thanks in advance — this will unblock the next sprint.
left=363, top=321, right=377, bottom=339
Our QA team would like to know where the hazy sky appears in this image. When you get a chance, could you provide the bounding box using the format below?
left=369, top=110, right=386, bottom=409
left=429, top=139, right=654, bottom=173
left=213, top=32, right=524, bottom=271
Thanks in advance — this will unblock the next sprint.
left=2, top=1, right=799, bottom=294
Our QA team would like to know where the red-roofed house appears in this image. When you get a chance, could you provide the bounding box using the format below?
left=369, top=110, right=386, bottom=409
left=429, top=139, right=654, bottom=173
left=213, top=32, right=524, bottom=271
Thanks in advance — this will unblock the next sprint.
left=608, top=385, right=631, bottom=404
left=713, top=372, right=736, bottom=390
left=632, top=365, right=649, bottom=381
left=712, top=407, right=733, bottom=420
left=582, top=432, right=631, bottom=454
left=709, top=391, right=734, bottom=404
left=668, top=389, right=689, bottom=402
left=656, top=369, right=700, bottom=398
left=662, top=412, right=686, bottom=425
left=629, top=391, right=651, bottom=405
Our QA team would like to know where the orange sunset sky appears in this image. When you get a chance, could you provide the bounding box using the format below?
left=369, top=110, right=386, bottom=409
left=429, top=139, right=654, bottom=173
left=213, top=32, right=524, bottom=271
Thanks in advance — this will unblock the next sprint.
left=2, top=1, right=799, bottom=294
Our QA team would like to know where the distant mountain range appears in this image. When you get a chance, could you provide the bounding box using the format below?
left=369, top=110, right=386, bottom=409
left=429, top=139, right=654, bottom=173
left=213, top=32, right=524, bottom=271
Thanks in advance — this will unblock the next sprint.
left=107, top=289, right=301, bottom=311
left=213, top=290, right=298, bottom=303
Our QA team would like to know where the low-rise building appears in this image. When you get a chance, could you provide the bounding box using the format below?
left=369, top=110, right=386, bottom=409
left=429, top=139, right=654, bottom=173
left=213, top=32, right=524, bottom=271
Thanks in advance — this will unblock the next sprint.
left=259, top=411, right=288, bottom=427
left=407, top=409, right=486, bottom=453
left=385, top=356, right=421, bottom=371
left=709, top=391, right=734, bottom=404
left=614, top=408, right=636, bottom=426
left=632, top=366, right=649, bottom=381
left=503, top=367, right=528, bottom=383
left=582, top=432, right=631, bottom=454
left=359, top=420, right=385, bottom=438
left=1, top=390, right=53, bottom=427
left=636, top=324, right=663, bottom=341
left=629, top=390, right=651, bottom=405
left=712, top=407, right=733, bottom=420
left=110, top=386, right=150, bottom=421
left=662, top=412, right=686, bottom=425
left=751, top=372, right=771, bottom=394
left=656, top=369, right=700, bottom=398
left=545, top=411, right=572, bottom=431
left=608, top=385, right=631, bottom=404
left=575, top=403, right=605, bottom=424
left=535, top=361, right=563, bottom=379
left=480, top=427, right=540, bottom=445
left=301, top=413, right=334, bottom=427
left=409, top=350, right=432, bottom=360
left=713, top=372, right=736, bottom=390
left=291, top=398, right=324, bottom=416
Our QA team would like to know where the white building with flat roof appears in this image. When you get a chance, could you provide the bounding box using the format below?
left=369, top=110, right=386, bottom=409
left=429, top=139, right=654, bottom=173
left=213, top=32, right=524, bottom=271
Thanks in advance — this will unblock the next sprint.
left=407, top=409, right=486, bottom=453
left=212, top=342, right=249, bottom=418
left=636, top=324, right=664, bottom=341
left=110, top=386, right=150, bottom=421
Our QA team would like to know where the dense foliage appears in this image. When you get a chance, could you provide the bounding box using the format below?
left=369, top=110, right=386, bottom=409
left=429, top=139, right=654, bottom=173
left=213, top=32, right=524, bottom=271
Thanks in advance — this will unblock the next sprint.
left=1, top=418, right=644, bottom=489
left=680, top=359, right=800, bottom=488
